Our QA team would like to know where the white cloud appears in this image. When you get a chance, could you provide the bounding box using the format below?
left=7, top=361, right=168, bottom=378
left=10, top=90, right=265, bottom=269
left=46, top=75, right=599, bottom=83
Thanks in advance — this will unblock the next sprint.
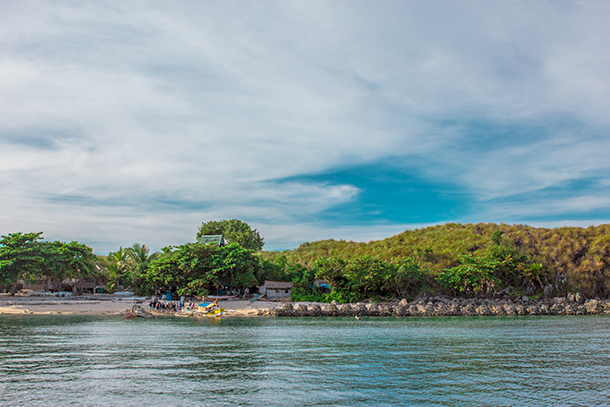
left=1, top=1, right=609, bottom=251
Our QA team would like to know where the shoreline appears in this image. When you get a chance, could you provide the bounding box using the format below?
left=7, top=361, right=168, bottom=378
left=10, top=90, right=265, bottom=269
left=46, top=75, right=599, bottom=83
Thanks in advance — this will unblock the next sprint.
left=1, top=294, right=609, bottom=318
left=0, top=296, right=282, bottom=317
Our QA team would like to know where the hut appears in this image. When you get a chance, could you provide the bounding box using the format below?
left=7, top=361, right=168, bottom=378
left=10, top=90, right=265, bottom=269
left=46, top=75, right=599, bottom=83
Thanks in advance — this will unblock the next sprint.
left=261, top=280, right=293, bottom=299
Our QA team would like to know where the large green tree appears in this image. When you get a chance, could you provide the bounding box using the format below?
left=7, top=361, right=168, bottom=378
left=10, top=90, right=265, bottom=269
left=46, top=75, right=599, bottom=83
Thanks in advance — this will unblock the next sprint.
left=197, top=219, right=264, bottom=251
left=145, top=243, right=259, bottom=297
left=0, top=233, right=45, bottom=288
left=0, top=232, right=98, bottom=294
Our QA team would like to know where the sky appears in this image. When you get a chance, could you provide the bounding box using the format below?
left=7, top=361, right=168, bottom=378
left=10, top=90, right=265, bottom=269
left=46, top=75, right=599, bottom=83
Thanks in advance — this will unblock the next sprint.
left=1, top=1, right=610, bottom=253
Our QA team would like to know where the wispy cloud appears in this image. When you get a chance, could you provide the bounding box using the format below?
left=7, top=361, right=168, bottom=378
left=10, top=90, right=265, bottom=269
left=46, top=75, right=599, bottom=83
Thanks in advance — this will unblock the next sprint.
left=1, top=1, right=609, bottom=253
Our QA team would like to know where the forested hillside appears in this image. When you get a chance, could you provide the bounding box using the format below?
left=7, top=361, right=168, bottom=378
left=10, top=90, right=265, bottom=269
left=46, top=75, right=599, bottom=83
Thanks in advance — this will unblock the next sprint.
left=261, top=223, right=610, bottom=300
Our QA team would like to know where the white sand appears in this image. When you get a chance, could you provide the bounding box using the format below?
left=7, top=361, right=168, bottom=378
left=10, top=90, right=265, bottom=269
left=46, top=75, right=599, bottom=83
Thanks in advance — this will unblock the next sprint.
left=0, top=295, right=281, bottom=317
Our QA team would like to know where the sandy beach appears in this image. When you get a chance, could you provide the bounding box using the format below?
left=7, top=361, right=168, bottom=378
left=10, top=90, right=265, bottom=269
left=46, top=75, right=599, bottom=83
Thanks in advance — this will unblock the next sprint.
left=0, top=294, right=281, bottom=317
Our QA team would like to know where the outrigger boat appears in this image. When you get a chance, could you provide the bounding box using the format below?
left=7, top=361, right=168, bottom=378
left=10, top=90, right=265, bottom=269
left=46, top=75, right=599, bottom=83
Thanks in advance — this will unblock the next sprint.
left=195, top=299, right=225, bottom=318
left=206, top=294, right=238, bottom=300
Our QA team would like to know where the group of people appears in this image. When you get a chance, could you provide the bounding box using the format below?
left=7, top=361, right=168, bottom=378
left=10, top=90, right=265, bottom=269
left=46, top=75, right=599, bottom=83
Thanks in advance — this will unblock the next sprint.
left=148, top=296, right=197, bottom=313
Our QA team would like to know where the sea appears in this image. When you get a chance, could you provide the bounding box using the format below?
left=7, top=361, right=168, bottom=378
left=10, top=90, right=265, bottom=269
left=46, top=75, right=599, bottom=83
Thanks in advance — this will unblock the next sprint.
left=1, top=315, right=609, bottom=407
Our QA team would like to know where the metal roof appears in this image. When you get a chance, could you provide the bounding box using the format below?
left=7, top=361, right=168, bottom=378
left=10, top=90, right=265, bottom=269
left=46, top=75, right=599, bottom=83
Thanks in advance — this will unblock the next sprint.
left=198, top=235, right=226, bottom=246
left=264, top=280, right=293, bottom=289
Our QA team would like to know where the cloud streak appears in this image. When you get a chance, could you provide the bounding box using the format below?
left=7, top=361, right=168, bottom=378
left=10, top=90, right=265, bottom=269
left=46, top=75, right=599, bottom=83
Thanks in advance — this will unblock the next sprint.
left=1, top=1, right=609, bottom=253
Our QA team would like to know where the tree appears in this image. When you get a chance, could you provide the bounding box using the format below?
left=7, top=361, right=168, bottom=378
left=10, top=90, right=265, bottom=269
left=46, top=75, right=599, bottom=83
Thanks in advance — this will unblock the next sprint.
left=197, top=219, right=264, bottom=251
left=344, top=255, right=389, bottom=297
left=145, top=243, right=260, bottom=297
left=39, top=240, right=98, bottom=283
left=384, top=258, right=427, bottom=299
left=313, top=256, right=347, bottom=289
left=124, top=243, right=159, bottom=294
left=0, top=232, right=98, bottom=294
left=126, top=243, right=159, bottom=270
left=102, top=247, right=133, bottom=292
left=0, top=233, right=45, bottom=292
left=436, top=254, right=500, bottom=296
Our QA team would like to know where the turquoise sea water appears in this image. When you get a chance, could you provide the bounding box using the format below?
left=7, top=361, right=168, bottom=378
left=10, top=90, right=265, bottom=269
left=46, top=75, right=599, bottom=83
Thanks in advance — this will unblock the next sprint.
left=1, top=315, right=609, bottom=407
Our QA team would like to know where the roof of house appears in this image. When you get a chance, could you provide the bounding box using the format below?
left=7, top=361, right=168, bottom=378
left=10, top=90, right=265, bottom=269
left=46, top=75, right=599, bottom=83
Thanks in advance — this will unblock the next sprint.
left=198, top=235, right=226, bottom=246
left=264, top=280, right=293, bottom=289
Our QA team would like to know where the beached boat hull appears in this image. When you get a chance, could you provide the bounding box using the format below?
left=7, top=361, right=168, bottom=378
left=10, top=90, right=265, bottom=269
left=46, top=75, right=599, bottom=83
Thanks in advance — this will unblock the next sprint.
left=206, top=295, right=238, bottom=300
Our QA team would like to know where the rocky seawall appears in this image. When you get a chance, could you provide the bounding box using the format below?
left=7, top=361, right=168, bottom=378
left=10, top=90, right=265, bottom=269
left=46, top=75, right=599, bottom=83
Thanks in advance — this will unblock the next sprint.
left=273, top=293, right=610, bottom=317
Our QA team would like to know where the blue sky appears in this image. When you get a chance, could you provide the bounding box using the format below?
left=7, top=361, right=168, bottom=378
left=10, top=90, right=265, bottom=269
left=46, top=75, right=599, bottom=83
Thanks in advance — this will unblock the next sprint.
left=1, top=1, right=610, bottom=253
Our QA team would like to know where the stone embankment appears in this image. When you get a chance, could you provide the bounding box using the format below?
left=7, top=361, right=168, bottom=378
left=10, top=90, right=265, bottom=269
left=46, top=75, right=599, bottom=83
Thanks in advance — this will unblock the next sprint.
left=273, top=293, right=610, bottom=317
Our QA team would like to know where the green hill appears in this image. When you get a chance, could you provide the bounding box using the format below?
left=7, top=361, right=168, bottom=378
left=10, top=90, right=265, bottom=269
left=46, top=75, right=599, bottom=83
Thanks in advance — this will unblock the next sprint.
left=260, top=223, right=610, bottom=300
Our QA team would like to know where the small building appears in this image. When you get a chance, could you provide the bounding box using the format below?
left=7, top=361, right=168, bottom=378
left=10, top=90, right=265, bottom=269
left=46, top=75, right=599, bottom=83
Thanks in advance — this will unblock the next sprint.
left=19, top=278, right=59, bottom=292
left=262, top=280, right=293, bottom=299
left=68, top=277, right=108, bottom=294
left=198, top=235, right=228, bottom=247
left=19, top=276, right=107, bottom=294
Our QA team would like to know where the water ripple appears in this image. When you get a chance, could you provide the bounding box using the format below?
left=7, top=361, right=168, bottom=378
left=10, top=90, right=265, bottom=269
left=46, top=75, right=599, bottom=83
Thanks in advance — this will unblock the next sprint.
left=1, top=315, right=609, bottom=406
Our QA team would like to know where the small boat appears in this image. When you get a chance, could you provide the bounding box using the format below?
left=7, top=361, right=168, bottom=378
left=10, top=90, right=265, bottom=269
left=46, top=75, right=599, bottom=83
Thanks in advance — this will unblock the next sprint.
left=197, top=310, right=224, bottom=318
left=125, top=312, right=137, bottom=319
left=249, top=293, right=266, bottom=302
left=206, top=295, right=238, bottom=300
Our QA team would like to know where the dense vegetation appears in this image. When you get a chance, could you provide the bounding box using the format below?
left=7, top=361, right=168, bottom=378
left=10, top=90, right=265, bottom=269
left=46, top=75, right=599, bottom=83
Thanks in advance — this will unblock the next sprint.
left=197, top=219, right=264, bottom=251
left=0, top=232, right=99, bottom=293
left=260, top=223, right=610, bottom=301
left=3, top=222, right=610, bottom=301
left=144, top=243, right=259, bottom=297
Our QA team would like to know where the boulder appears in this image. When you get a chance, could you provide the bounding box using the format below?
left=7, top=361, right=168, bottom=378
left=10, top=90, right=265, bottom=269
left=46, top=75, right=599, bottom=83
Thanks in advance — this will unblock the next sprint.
left=337, top=303, right=352, bottom=316
left=399, top=298, right=409, bottom=307
left=435, top=303, right=448, bottom=316
left=276, top=303, right=294, bottom=316
left=368, top=303, right=383, bottom=316
left=448, top=304, right=461, bottom=316
left=309, top=304, right=322, bottom=316
left=504, top=304, right=517, bottom=316
left=355, top=303, right=369, bottom=316
left=411, top=291, right=430, bottom=304
left=296, top=304, right=308, bottom=315
left=382, top=305, right=395, bottom=316
left=461, top=303, right=476, bottom=316
left=544, top=284, right=553, bottom=298
left=410, top=304, right=424, bottom=316
left=575, top=292, right=584, bottom=304
left=327, top=303, right=338, bottom=316
left=476, top=305, right=490, bottom=316
left=490, top=304, right=505, bottom=316
left=423, top=303, right=435, bottom=316
left=585, top=299, right=601, bottom=314
left=393, top=305, right=406, bottom=316
left=567, top=293, right=575, bottom=303
left=550, top=303, right=564, bottom=315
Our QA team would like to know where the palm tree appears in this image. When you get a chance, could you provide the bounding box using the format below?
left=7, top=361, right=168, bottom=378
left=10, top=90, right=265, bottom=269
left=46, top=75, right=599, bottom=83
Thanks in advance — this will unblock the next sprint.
left=125, top=243, right=160, bottom=294
left=102, top=247, right=133, bottom=292
left=126, top=243, right=159, bottom=271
